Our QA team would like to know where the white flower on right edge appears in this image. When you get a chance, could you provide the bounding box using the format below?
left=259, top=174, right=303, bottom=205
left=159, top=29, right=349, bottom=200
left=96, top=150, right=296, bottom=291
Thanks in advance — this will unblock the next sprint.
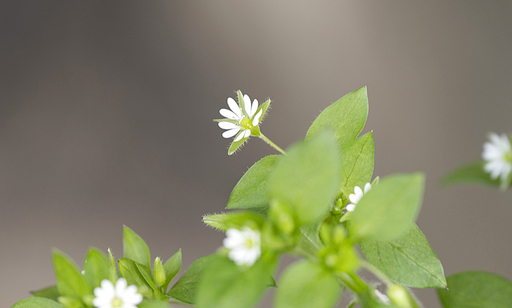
left=93, top=278, right=142, bottom=308
left=223, top=226, right=261, bottom=267
left=346, top=183, right=372, bottom=212
left=482, top=132, right=512, bottom=185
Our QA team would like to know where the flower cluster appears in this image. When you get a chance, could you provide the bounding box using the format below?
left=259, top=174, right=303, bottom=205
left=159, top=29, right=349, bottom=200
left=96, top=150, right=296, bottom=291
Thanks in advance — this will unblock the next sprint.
left=482, top=132, right=512, bottom=186
left=223, top=226, right=261, bottom=267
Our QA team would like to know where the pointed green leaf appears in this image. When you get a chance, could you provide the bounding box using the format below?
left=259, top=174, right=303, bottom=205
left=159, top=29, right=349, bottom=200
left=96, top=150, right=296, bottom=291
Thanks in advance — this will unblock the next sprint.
left=255, top=99, right=271, bottom=123
left=83, top=247, right=110, bottom=289
left=275, top=260, right=340, bottom=308
left=136, top=263, right=161, bottom=295
left=163, top=249, right=182, bottom=290
left=52, top=249, right=91, bottom=299
left=360, top=223, right=446, bottom=288
left=306, top=86, right=368, bottom=150
left=438, top=271, right=512, bottom=308
left=11, top=297, right=65, bottom=308
left=107, top=248, right=118, bottom=283
left=340, top=131, right=375, bottom=190
left=123, top=226, right=151, bottom=268
left=203, top=212, right=264, bottom=231
left=31, top=285, right=60, bottom=301
left=268, top=130, right=341, bottom=225
left=118, top=258, right=150, bottom=289
left=349, top=173, right=425, bottom=241
left=227, top=155, right=280, bottom=209
left=228, top=136, right=248, bottom=155
left=442, top=161, right=500, bottom=186
left=195, top=254, right=277, bottom=308
left=138, top=300, right=171, bottom=308
left=168, top=255, right=216, bottom=304
left=56, top=296, right=82, bottom=308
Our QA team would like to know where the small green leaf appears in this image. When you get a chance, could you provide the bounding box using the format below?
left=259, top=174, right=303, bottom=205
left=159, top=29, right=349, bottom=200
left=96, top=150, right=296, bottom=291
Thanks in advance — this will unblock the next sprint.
left=31, top=285, right=60, bottom=301
left=255, top=99, right=271, bottom=123
left=138, top=300, right=171, bottom=308
left=437, top=271, right=512, bottom=308
left=118, top=258, right=150, bottom=289
left=123, top=226, right=151, bottom=268
left=83, top=247, right=110, bottom=289
left=52, top=249, right=91, bottom=299
left=442, top=161, right=500, bottom=186
left=228, top=136, right=248, bottom=155
left=360, top=223, right=446, bottom=288
left=227, top=155, right=280, bottom=209
left=168, top=255, right=216, bottom=304
left=306, top=86, right=368, bottom=151
left=349, top=173, right=425, bottom=241
left=57, top=296, right=82, bottom=308
left=203, top=212, right=264, bottom=231
left=107, top=248, right=118, bottom=283
left=163, top=249, right=182, bottom=291
left=11, top=297, right=65, bottom=308
left=136, top=263, right=161, bottom=296
left=195, top=254, right=277, bottom=308
left=268, top=130, right=341, bottom=225
left=340, top=131, right=375, bottom=190
left=274, top=260, right=340, bottom=308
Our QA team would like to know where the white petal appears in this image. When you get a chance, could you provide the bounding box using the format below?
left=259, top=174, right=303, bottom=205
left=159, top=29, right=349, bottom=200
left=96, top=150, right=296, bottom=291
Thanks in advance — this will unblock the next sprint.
left=218, top=121, right=238, bottom=130
left=219, top=108, right=238, bottom=120
left=243, top=94, right=252, bottom=115
left=222, top=128, right=240, bottom=138
left=243, top=129, right=251, bottom=138
left=252, top=109, right=263, bottom=126
left=227, top=97, right=242, bottom=118
left=346, top=203, right=356, bottom=212
left=364, top=183, right=372, bottom=193
left=348, top=193, right=359, bottom=204
left=251, top=99, right=258, bottom=117
left=354, top=186, right=363, bottom=196
left=233, top=132, right=245, bottom=142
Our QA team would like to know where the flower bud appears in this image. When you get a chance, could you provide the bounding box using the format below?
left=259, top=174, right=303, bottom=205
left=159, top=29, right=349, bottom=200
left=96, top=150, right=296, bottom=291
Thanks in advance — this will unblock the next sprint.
left=153, top=256, right=166, bottom=287
left=388, top=284, right=411, bottom=308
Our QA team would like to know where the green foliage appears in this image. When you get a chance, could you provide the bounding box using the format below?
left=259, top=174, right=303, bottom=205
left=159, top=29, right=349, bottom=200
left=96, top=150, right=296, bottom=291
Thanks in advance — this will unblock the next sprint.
left=168, top=255, right=216, bottom=304
left=30, top=285, right=60, bottom=301
left=442, top=160, right=505, bottom=187
left=203, top=212, right=264, bottom=231
left=340, top=131, right=375, bottom=190
left=195, top=254, right=277, bottom=308
left=268, top=130, right=340, bottom=225
left=52, top=249, right=91, bottom=300
left=163, top=249, right=182, bottom=291
left=123, top=225, right=151, bottom=268
left=349, top=173, right=425, bottom=241
left=83, top=247, right=110, bottom=289
left=437, top=271, right=512, bottom=308
left=360, top=223, right=446, bottom=288
left=227, top=155, right=280, bottom=209
left=274, top=260, right=340, bottom=308
left=11, top=297, right=64, bottom=308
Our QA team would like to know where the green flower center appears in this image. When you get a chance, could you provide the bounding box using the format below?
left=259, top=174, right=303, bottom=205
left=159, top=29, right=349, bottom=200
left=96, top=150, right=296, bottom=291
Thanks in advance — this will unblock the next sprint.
left=504, top=151, right=512, bottom=163
left=245, top=238, right=254, bottom=249
left=240, top=117, right=252, bottom=129
left=111, top=297, right=123, bottom=307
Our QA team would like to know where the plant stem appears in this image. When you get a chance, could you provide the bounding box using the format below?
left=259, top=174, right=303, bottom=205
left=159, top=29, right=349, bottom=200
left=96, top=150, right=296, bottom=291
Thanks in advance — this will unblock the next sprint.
left=360, top=260, right=394, bottom=287
left=259, top=133, right=286, bottom=155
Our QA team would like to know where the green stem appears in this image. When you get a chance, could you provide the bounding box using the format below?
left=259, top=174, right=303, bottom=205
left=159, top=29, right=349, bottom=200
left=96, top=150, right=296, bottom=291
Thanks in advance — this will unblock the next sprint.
left=360, top=260, right=394, bottom=287
left=259, top=133, right=286, bottom=155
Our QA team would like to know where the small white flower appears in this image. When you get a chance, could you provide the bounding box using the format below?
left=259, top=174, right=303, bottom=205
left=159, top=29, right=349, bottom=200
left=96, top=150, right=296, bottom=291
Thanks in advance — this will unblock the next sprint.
left=482, top=133, right=512, bottom=185
left=217, top=91, right=264, bottom=141
left=223, top=226, right=261, bottom=267
left=93, top=278, right=142, bottom=308
left=346, top=183, right=372, bottom=212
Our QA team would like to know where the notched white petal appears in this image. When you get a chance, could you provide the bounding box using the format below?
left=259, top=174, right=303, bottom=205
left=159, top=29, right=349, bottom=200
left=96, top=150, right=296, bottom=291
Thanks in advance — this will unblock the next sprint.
left=222, top=128, right=240, bottom=138
left=218, top=121, right=238, bottom=130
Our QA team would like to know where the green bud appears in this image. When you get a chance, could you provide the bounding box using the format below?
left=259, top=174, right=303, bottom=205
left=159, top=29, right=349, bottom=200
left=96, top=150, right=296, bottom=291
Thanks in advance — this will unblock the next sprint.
left=324, top=253, right=338, bottom=269
left=319, top=224, right=331, bottom=245
left=388, top=284, right=411, bottom=308
left=153, top=256, right=166, bottom=287
left=332, top=225, right=346, bottom=245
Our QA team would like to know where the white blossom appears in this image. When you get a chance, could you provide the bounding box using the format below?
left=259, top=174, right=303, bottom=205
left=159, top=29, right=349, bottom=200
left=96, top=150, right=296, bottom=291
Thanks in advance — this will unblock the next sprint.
left=346, top=183, right=372, bottom=212
left=482, top=133, right=512, bottom=186
left=217, top=91, right=263, bottom=142
left=93, top=278, right=142, bottom=308
left=223, top=226, right=261, bottom=267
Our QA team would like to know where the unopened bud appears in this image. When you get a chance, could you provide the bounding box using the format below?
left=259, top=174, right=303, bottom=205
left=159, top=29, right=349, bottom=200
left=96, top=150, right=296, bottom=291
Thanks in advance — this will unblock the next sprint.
left=388, top=284, right=411, bottom=308
left=153, top=256, right=166, bottom=287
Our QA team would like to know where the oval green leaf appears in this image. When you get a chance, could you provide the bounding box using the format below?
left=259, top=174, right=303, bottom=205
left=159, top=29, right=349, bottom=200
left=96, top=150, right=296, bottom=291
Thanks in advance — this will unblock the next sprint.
left=83, top=247, right=110, bottom=289
left=163, top=249, right=182, bottom=291
left=168, top=255, right=216, bottom=304
left=360, top=223, right=446, bottom=288
left=52, top=249, right=91, bottom=299
left=437, top=271, right=512, bottom=308
left=442, top=161, right=500, bottom=186
left=340, top=131, right=375, bottom=190
left=123, top=226, right=151, bottom=268
left=349, top=173, right=425, bottom=241
left=12, top=297, right=65, bottom=308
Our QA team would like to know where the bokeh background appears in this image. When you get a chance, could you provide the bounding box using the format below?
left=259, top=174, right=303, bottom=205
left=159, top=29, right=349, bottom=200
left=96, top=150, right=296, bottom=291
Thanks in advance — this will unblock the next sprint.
left=1, top=1, right=511, bottom=307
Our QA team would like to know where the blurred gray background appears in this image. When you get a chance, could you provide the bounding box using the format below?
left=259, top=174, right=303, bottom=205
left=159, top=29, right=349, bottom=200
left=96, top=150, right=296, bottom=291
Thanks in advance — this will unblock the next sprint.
left=1, top=1, right=511, bottom=307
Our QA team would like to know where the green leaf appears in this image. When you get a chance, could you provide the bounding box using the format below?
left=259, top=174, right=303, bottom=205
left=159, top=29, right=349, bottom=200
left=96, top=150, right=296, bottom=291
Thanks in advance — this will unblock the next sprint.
left=168, top=255, right=216, bottom=304
left=52, top=249, right=91, bottom=299
left=163, top=249, right=182, bottom=291
left=442, top=161, right=500, bottom=186
left=357, top=287, right=402, bottom=308
left=306, top=86, right=368, bottom=151
left=118, top=258, right=151, bottom=289
left=228, top=136, right=248, bottom=155
left=136, top=263, right=161, bottom=296
left=360, top=223, right=446, bottom=288
left=11, top=297, right=65, bottom=308
left=340, top=131, right=375, bottom=190
left=226, top=155, right=280, bottom=209
left=255, top=99, right=271, bottom=123
left=268, top=130, right=341, bottom=225
left=83, top=247, right=110, bottom=289
left=349, top=173, right=425, bottom=241
left=138, top=300, right=171, bottom=308
left=203, top=212, right=264, bottom=231
left=274, top=260, right=340, bottom=308
left=195, top=254, right=277, bottom=308
left=31, top=285, right=60, bottom=301
left=437, top=271, right=512, bottom=308
left=56, top=296, right=82, bottom=308
left=123, top=226, right=151, bottom=268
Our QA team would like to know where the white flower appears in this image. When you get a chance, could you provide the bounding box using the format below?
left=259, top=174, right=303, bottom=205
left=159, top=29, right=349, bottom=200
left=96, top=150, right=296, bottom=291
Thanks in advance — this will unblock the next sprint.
left=223, top=226, right=261, bottom=267
left=346, top=183, right=372, bottom=212
left=93, top=278, right=142, bottom=308
left=482, top=133, right=512, bottom=185
left=217, top=91, right=264, bottom=143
